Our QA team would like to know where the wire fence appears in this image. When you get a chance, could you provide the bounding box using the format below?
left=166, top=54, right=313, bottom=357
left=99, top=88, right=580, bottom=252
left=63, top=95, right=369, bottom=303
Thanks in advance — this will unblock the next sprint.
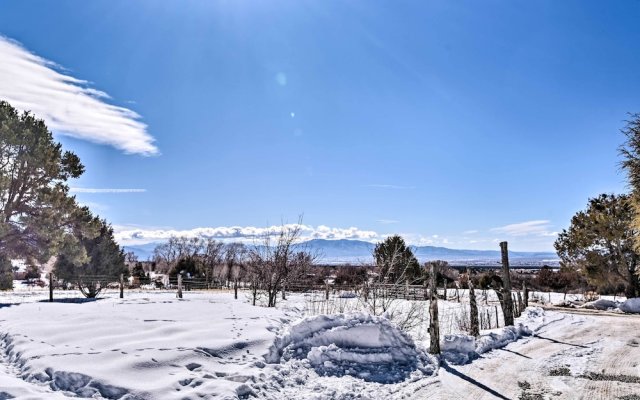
left=17, top=273, right=538, bottom=343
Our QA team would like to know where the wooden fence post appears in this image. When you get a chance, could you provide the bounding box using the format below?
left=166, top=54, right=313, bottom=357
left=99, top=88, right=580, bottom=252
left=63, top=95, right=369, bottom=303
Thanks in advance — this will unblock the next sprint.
left=517, top=291, right=524, bottom=316
left=119, top=274, right=124, bottom=299
left=499, top=241, right=515, bottom=326
left=494, top=305, right=499, bottom=327
left=177, top=274, right=183, bottom=299
left=49, top=273, right=54, bottom=302
left=442, top=278, right=447, bottom=301
left=429, top=263, right=440, bottom=355
left=468, top=269, right=480, bottom=337
left=523, top=281, right=529, bottom=308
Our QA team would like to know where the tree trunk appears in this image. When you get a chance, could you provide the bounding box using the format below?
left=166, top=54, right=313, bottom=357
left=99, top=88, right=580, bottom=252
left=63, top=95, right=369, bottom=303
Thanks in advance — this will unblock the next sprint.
left=177, top=275, right=183, bottom=299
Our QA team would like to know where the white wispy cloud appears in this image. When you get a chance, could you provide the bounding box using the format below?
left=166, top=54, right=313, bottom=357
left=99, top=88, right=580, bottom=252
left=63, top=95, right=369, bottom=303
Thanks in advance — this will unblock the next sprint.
left=365, top=184, right=416, bottom=190
left=0, top=36, right=158, bottom=155
left=70, top=188, right=147, bottom=194
left=376, top=219, right=399, bottom=224
left=490, top=220, right=558, bottom=237
left=114, top=224, right=379, bottom=245
left=463, top=230, right=478, bottom=235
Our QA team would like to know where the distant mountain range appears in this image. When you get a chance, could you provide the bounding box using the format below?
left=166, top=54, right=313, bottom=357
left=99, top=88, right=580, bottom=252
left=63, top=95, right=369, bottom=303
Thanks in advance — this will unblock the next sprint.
left=124, top=238, right=558, bottom=266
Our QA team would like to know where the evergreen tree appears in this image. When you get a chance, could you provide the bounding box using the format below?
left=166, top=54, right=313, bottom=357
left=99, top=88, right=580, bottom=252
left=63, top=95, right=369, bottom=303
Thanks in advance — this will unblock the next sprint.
left=54, top=216, right=127, bottom=298
left=620, top=113, right=640, bottom=251
left=131, top=262, right=149, bottom=284
left=373, top=235, right=422, bottom=284
left=0, top=101, right=84, bottom=263
left=554, top=193, right=639, bottom=297
left=0, top=255, right=13, bottom=290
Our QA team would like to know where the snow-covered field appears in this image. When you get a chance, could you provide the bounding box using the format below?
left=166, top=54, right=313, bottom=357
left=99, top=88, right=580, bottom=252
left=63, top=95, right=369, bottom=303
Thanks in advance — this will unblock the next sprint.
left=0, top=288, right=638, bottom=399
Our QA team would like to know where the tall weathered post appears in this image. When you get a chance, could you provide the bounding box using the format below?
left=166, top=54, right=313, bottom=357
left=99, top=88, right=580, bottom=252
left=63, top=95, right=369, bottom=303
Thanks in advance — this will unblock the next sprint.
left=119, top=274, right=124, bottom=299
left=49, top=273, right=54, bottom=302
left=428, top=263, right=441, bottom=355
left=523, top=281, right=529, bottom=308
left=499, top=241, right=515, bottom=326
left=467, top=269, right=480, bottom=337
left=177, top=274, right=183, bottom=299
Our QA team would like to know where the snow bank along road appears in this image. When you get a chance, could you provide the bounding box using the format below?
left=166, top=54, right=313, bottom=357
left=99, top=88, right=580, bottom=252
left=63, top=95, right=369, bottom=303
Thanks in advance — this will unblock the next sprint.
left=0, top=291, right=638, bottom=399
left=420, top=309, right=640, bottom=399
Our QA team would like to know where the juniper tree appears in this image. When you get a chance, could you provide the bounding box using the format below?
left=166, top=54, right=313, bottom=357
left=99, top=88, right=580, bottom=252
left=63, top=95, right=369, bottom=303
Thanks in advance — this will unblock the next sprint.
left=54, top=215, right=127, bottom=298
left=620, top=113, right=640, bottom=250
left=0, top=101, right=88, bottom=289
left=554, top=193, right=639, bottom=297
left=373, top=235, right=422, bottom=284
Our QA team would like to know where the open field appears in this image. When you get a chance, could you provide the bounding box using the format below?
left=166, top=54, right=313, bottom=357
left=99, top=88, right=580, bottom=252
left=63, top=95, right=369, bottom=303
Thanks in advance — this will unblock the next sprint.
left=0, top=288, right=637, bottom=399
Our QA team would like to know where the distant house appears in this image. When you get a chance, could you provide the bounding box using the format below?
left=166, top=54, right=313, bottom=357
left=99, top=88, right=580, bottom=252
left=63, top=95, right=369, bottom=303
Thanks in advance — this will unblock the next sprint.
left=11, top=259, right=28, bottom=280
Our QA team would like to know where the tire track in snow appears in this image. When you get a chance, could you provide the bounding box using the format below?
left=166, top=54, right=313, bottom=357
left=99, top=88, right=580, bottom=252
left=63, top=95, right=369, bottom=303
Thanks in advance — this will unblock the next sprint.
left=420, top=310, right=640, bottom=399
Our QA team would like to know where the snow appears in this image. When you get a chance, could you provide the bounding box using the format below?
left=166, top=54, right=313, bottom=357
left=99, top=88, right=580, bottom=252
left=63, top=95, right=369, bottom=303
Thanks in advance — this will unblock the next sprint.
left=442, top=307, right=546, bottom=364
left=583, top=298, right=620, bottom=310
left=0, top=288, right=634, bottom=399
left=619, top=297, right=640, bottom=313
left=268, top=313, right=436, bottom=383
left=0, top=291, right=296, bottom=399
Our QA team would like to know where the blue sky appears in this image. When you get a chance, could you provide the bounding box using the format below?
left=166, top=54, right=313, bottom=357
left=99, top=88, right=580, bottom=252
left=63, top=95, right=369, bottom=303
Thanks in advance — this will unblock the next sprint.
left=0, top=0, right=638, bottom=251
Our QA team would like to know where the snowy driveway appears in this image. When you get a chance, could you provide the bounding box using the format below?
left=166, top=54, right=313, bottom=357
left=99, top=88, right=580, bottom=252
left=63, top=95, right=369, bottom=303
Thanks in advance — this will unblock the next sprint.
left=418, top=309, right=640, bottom=399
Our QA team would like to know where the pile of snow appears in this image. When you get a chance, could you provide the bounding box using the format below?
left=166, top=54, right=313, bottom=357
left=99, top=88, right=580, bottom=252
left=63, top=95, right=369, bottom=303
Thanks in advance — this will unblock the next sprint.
left=268, top=313, right=436, bottom=383
left=442, top=307, right=546, bottom=364
left=583, top=299, right=620, bottom=311
left=619, top=298, right=640, bottom=313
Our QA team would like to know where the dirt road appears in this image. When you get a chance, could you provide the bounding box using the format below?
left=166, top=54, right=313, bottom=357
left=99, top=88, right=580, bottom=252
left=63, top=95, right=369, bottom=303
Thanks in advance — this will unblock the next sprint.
left=417, top=310, right=640, bottom=399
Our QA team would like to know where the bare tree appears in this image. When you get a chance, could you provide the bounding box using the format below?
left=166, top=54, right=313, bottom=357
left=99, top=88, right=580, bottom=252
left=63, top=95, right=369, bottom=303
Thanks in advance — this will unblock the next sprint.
left=152, top=237, right=181, bottom=274
left=247, top=219, right=314, bottom=307
left=224, top=243, right=247, bottom=299
left=201, top=238, right=224, bottom=287
left=153, top=236, right=205, bottom=276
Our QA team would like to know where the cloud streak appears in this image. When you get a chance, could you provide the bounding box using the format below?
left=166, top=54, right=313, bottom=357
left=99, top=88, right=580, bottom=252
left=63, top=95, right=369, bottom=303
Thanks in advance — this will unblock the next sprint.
left=114, top=224, right=379, bottom=245
left=70, top=188, right=147, bottom=194
left=490, top=220, right=557, bottom=237
left=365, top=184, right=416, bottom=190
left=376, top=219, right=399, bottom=224
left=0, top=36, right=158, bottom=155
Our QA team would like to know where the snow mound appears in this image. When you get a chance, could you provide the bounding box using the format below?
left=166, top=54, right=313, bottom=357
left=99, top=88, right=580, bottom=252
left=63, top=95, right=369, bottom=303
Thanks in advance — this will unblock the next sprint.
left=442, top=307, right=544, bottom=364
left=583, top=299, right=619, bottom=310
left=267, top=313, right=436, bottom=383
left=441, top=334, right=476, bottom=364
left=619, top=298, right=640, bottom=313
